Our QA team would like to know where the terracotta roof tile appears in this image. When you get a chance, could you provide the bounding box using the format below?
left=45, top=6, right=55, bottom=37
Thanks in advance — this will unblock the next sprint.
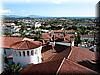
left=20, top=60, right=62, bottom=75
left=20, top=58, right=98, bottom=75
left=1, top=36, right=23, bottom=48
left=68, top=46, right=96, bottom=63
left=50, top=47, right=71, bottom=61
left=58, top=59, right=98, bottom=75
left=11, top=40, right=42, bottom=50
left=19, top=46, right=98, bottom=75
left=41, top=33, right=50, bottom=40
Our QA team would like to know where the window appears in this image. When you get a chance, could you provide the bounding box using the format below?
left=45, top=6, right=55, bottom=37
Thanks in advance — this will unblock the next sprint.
left=14, top=51, right=17, bottom=56
left=23, top=51, right=25, bottom=56
left=4, top=49, right=6, bottom=55
left=35, top=50, right=37, bottom=54
left=31, top=50, right=33, bottom=55
left=38, top=56, right=39, bottom=62
left=19, top=51, right=21, bottom=56
left=27, top=51, right=29, bottom=56
left=16, top=51, right=18, bottom=56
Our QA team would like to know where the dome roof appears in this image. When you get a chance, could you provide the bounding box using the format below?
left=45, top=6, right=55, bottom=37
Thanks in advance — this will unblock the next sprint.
left=10, top=40, right=42, bottom=50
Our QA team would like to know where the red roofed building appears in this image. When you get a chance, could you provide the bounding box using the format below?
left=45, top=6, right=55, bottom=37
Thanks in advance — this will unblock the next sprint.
left=11, top=40, right=42, bottom=66
left=19, top=46, right=99, bottom=75
left=2, top=36, right=24, bottom=48
left=49, top=30, right=75, bottom=47
left=1, top=36, right=34, bottom=59
left=41, top=33, right=51, bottom=45
left=1, top=36, right=24, bottom=58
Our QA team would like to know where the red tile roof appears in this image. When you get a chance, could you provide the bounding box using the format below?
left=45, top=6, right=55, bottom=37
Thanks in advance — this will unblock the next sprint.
left=20, top=60, right=62, bottom=75
left=20, top=58, right=98, bottom=75
left=58, top=59, right=98, bottom=75
left=49, top=47, right=71, bottom=61
left=1, top=36, right=23, bottom=48
left=11, top=40, right=42, bottom=50
left=19, top=45, right=98, bottom=75
left=41, top=33, right=50, bottom=40
left=68, top=46, right=96, bottom=63
left=42, top=49, right=57, bottom=62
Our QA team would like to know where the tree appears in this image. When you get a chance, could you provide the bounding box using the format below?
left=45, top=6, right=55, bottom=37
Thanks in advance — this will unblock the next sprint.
left=74, top=32, right=81, bottom=46
left=79, top=26, right=86, bottom=35
left=3, top=56, right=22, bottom=75
left=4, top=31, right=13, bottom=36
left=16, top=22, right=28, bottom=37
left=2, top=63, right=22, bottom=75
left=33, top=30, right=42, bottom=41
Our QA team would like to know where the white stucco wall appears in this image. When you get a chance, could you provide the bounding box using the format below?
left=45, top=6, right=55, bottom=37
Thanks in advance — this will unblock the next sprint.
left=55, top=42, right=71, bottom=46
left=13, top=46, right=42, bottom=66
left=71, top=41, right=74, bottom=46
left=4, top=48, right=13, bottom=56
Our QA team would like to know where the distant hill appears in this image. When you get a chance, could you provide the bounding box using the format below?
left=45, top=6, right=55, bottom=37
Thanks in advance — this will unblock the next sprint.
left=2, top=15, right=95, bottom=19
left=2, top=15, right=23, bottom=18
left=28, top=15, right=44, bottom=18
left=2, top=15, right=45, bottom=18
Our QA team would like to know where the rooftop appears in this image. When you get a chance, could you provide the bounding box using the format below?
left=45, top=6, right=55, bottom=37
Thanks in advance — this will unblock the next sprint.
left=11, top=40, right=42, bottom=50
left=20, top=46, right=98, bottom=75
left=41, top=33, right=50, bottom=40
left=1, top=36, right=23, bottom=48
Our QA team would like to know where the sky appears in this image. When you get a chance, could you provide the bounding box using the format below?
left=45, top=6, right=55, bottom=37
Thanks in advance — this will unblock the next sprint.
left=0, top=0, right=99, bottom=17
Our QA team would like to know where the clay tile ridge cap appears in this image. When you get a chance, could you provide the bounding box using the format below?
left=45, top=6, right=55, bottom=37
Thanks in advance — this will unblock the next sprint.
left=10, top=40, right=42, bottom=50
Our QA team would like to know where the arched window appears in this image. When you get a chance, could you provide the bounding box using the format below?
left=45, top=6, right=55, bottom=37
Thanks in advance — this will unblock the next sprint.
left=19, top=51, right=21, bottom=56
left=4, top=49, right=6, bottom=55
left=23, top=51, right=25, bottom=56
left=31, top=50, right=33, bottom=55
left=14, top=51, right=17, bottom=56
left=27, top=51, right=29, bottom=56
left=35, top=49, right=37, bottom=54
left=38, top=56, right=39, bottom=62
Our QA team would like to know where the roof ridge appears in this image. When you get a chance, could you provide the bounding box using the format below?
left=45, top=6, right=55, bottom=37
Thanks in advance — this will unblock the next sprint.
left=26, top=40, right=30, bottom=49
left=67, top=46, right=73, bottom=59
left=17, top=41, right=26, bottom=49
left=56, top=57, right=66, bottom=75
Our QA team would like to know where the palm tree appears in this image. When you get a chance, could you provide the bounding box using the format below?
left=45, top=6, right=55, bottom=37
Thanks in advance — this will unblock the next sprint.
left=79, top=26, right=86, bottom=35
left=3, top=63, right=22, bottom=75
left=3, top=55, right=22, bottom=75
left=16, top=22, right=28, bottom=37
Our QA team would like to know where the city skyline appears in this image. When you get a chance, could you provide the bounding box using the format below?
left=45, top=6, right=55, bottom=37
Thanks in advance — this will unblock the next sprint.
left=0, top=0, right=99, bottom=17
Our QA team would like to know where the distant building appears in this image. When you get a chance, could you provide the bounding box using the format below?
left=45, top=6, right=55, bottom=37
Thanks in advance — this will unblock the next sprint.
left=80, top=34, right=95, bottom=42
left=49, top=30, right=75, bottom=46
left=78, top=23, right=96, bottom=27
left=2, top=23, right=16, bottom=34
left=35, top=22, right=41, bottom=28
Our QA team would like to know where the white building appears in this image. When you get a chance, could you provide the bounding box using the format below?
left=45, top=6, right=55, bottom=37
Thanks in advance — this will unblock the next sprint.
left=11, top=40, right=42, bottom=66
left=2, top=23, right=16, bottom=33
left=35, top=22, right=41, bottom=28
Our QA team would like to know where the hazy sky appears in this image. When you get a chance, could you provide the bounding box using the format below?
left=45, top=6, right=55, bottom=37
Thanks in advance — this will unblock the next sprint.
left=0, top=0, right=99, bottom=17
